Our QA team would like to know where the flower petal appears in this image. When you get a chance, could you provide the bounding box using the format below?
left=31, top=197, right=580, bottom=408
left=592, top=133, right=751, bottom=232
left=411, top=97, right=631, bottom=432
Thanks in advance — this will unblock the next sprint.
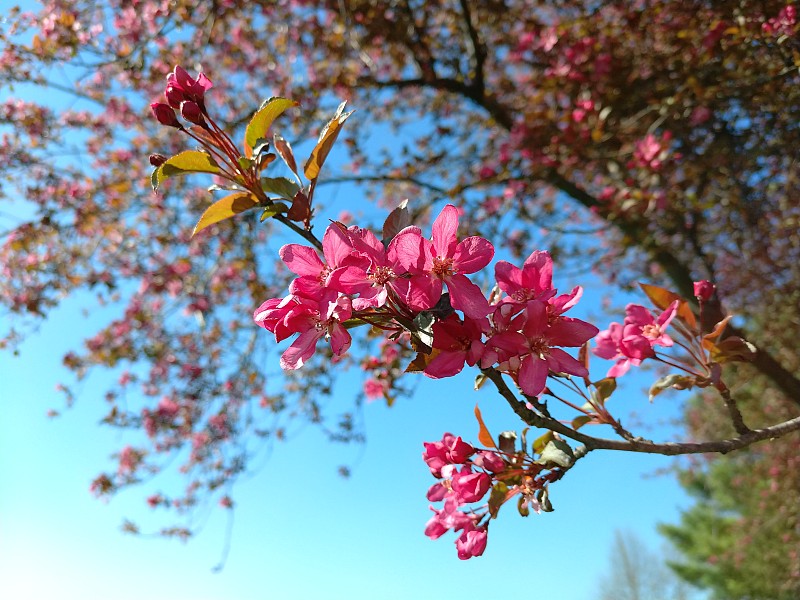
left=453, top=236, right=494, bottom=273
left=446, top=274, right=490, bottom=319
left=280, top=329, right=323, bottom=370
left=280, top=244, right=324, bottom=276
left=431, top=204, right=459, bottom=258
left=518, top=354, right=548, bottom=397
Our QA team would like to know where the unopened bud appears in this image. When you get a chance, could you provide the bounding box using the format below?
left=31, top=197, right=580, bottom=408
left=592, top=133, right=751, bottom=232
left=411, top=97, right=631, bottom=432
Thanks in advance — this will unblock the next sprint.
left=150, top=102, right=180, bottom=128
left=149, top=153, right=168, bottom=167
left=165, top=85, right=187, bottom=109
left=180, top=100, right=206, bottom=126
left=693, top=279, right=715, bottom=302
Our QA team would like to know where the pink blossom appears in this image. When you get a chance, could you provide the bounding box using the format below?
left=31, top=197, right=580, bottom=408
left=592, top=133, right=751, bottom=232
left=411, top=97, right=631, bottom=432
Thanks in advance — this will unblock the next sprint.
left=494, top=250, right=556, bottom=305
left=165, top=66, right=213, bottom=107
left=472, top=450, right=506, bottom=473
left=392, top=204, right=494, bottom=318
left=451, top=466, right=492, bottom=503
left=489, top=300, right=596, bottom=397
left=281, top=225, right=366, bottom=315
left=594, top=301, right=679, bottom=376
left=363, top=378, right=385, bottom=401
left=455, top=526, right=488, bottom=560
left=326, top=225, right=416, bottom=310
left=423, top=314, right=488, bottom=379
left=254, top=293, right=353, bottom=370
left=424, top=498, right=474, bottom=540
left=423, top=433, right=475, bottom=476
left=620, top=301, right=678, bottom=359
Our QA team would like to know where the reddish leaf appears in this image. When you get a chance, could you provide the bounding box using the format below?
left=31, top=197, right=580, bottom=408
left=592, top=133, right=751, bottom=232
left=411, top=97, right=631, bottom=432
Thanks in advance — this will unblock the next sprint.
left=382, top=199, right=411, bottom=243
left=286, top=190, right=311, bottom=222
left=638, top=282, right=696, bottom=330
left=474, top=404, right=497, bottom=449
left=273, top=133, right=299, bottom=178
left=303, top=101, right=353, bottom=180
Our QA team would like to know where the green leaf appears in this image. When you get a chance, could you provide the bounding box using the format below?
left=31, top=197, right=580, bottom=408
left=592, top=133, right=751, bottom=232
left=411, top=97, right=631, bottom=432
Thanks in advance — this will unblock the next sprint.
left=192, top=193, right=257, bottom=237
left=488, top=481, right=509, bottom=518
left=536, top=439, right=575, bottom=468
left=412, top=310, right=435, bottom=350
left=261, top=177, right=301, bottom=201
left=536, top=487, right=554, bottom=512
left=571, top=415, right=593, bottom=430
left=303, top=101, right=353, bottom=180
left=474, top=373, right=487, bottom=391
left=532, top=431, right=554, bottom=455
left=152, top=150, right=221, bottom=190
left=592, top=377, right=617, bottom=405
left=648, top=374, right=696, bottom=402
left=259, top=202, right=289, bottom=221
left=244, top=97, right=298, bottom=157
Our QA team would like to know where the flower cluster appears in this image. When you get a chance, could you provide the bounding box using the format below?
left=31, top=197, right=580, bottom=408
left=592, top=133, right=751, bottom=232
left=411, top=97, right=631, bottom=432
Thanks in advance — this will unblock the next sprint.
left=593, top=300, right=679, bottom=377
left=422, top=434, right=503, bottom=559
left=150, top=66, right=214, bottom=129
left=254, top=205, right=599, bottom=400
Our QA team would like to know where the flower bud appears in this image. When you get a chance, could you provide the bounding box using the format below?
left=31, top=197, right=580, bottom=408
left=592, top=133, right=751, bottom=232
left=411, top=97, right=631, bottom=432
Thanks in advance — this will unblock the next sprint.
left=150, top=102, right=180, bottom=128
left=149, top=153, right=168, bottom=167
left=165, top=85, right=187, bottom=109
left=456, top=527, right=488, bottom=560
left=693, top=279, right=715, bottom=302
left=180, top=101, right=205, bottom=126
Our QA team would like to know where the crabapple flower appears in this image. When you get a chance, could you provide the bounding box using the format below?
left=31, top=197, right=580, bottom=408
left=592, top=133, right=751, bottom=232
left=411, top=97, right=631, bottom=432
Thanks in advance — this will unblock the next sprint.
left=423, top=314, right=489, bottom=379
left=254, top=294, right=353, bottom=370
left=423, top=433, right=475, bottom=476
left=593, top=322, right=637, bottom=377
left=424, top=498, right=475, bottom=540
left=494, top=250, right=556, bottom=304
left=392, top=204, right=494, bottom=318
left=165, top=66, right=214, bottom=107
left=593, top=301, right=679, bottom=376
left=455, top=526, right=488, bottom=560
left=620, top=301, right=678, bottom=360
left=489, top=299, right=597, bottom=397
left=280, top=225, right=367, bottom=315
left=326, top=225, right=419, bottom=310
left=451, top=466, right=492, bottom=503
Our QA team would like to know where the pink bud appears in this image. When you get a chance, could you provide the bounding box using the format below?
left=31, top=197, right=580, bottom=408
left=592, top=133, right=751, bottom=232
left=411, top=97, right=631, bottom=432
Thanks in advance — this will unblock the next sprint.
left=451, top=466, right=491, bottom=503
left=473, top=450, right=506, bottom=473
left=150, top=102, right=180, bottom=128
left=693, top=279, right=715, bottom=302
left=455, top=527, right=488, bottom=560
left=180, top=101, right=205, bottom=126
left=165, top=85, right=187, bottom=109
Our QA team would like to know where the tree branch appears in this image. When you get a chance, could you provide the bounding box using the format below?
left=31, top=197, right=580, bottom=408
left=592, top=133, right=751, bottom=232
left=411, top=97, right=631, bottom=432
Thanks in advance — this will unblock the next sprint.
left=482, top=368, right=800, bottom=456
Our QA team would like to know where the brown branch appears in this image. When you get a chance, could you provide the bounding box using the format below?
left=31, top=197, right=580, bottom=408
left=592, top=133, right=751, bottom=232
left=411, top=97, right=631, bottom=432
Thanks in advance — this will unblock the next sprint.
left=717, top=385, right=751, bottom=436
left=482, top=368, right=800, bottom=456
